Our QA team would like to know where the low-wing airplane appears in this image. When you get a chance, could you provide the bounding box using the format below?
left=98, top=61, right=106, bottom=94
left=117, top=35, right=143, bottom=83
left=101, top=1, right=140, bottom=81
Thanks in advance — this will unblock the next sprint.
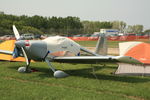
left=0, top=25, right=142, bottom=78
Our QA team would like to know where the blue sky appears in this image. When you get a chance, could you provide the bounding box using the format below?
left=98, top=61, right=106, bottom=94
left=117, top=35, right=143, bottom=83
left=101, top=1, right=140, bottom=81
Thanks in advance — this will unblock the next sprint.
left=0, top=0, right=150, bottom=29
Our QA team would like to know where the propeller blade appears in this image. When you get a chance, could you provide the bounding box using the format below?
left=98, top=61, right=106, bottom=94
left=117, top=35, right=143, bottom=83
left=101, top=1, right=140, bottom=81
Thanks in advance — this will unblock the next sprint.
left=13, top=25, right=20, bottom=40
left=21, top=47, right=30, bottom=65
left=19, top=47, right=31, bottom=72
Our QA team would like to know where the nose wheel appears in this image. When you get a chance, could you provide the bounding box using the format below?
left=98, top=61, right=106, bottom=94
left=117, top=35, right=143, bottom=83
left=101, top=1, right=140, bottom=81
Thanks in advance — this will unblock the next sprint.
left=18, top=67, right=31, bottom=73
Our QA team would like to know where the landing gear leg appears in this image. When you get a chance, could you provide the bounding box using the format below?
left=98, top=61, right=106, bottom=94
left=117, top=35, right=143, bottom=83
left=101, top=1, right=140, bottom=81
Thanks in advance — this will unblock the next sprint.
left=45, top=59, right=69, bottom=78
left=18, top=47, right=31, bottom=73
left=18, top=59, right=31, bottom=73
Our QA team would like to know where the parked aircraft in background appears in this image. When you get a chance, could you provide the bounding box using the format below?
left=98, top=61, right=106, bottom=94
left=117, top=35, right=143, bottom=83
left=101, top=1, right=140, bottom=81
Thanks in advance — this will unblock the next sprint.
left=0, top=25, right=142, bottom=78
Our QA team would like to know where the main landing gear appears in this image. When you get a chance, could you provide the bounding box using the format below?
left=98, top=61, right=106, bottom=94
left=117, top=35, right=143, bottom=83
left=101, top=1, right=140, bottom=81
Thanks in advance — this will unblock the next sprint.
left=17, top=59, right=68, bottom=78
left=45, top=59, right=69, bottom=78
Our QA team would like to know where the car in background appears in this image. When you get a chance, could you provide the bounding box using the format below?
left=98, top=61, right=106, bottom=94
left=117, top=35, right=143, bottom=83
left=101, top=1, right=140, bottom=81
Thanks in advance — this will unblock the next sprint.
left=81, top=34, right=91, bottom=37
left=41, top=34, right=50, bottom=39
left=73, top=34, right=82, bottom=37
left=88, top=34, right=99, bottom=40
left=0, top=35, right=16, bottom=40
left=34, top=34, right=41, bottom=39
left=20, top=34, right=34, bottom=40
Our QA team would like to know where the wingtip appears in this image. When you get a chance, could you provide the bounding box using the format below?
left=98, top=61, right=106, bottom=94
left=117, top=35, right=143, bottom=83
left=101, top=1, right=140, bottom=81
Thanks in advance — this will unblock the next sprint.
left=116, top=56, right=143, bottom=64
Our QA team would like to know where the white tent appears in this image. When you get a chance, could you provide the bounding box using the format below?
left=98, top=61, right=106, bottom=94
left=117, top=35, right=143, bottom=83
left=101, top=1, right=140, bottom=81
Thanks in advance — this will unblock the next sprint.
left=115, top=42, right=150, bottom=76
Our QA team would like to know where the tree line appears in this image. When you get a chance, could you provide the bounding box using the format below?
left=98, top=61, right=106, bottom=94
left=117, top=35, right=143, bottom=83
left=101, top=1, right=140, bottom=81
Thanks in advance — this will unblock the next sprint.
left=0, top=13, right=83, bottom=35
left=0, top=12, right=149, bottom=36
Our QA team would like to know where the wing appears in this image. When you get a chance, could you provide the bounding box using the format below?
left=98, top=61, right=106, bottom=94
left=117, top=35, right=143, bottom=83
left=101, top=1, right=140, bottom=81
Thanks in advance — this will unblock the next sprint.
left=0, top=50, right=13, bottom=55
left=51, top=56, right=142, bottom=64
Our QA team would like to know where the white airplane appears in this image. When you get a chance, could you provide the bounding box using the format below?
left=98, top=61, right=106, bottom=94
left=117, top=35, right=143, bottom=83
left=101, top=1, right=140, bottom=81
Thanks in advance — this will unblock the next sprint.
left=0, top=25, right=142, bottom=78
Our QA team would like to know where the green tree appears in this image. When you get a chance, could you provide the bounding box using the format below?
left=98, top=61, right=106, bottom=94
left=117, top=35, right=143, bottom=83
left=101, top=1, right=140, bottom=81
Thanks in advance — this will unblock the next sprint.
left=112, top=21, right=126, bottom=32
left=144, top=29, right=150, bottom=33
left=82, top=21, right=112, bottom=33
left=144, top=29, right=150, bottom=36
left=133, top=25, right=143, bottom=33
left=24, top=15, right=48, bottom=29
left=21, top=26, right=43, bottom=34
left=126, top=25, right=134, bottom=33
left=127, top=25, right=143, bottom=33
left=0, top=19, right=13, bottom=29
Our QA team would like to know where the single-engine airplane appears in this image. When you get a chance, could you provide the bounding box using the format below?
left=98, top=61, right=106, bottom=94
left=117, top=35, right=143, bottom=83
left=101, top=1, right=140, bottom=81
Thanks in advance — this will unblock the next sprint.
left=0, top=25, right=142, bottom=78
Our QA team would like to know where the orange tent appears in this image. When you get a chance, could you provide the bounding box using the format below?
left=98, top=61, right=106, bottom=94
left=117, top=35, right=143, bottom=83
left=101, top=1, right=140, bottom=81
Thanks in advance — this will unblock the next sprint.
left=0, top=40, right=26, bottom=62
left=119, top=42, right=150, bottom=64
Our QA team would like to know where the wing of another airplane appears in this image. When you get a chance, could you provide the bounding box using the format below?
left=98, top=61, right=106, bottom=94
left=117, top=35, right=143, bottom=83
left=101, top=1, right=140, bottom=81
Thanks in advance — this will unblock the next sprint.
left=0, top=50, right=13, bottom=55
left=51, top=56, right=142, bottom=64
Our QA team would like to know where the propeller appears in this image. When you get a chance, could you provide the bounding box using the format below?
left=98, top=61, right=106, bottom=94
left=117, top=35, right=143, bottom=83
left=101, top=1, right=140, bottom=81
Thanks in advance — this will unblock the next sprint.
left=12, top=25, right=30, bottom=72
left=12, top=25, right=26, bottom=56
left=12, top=25, right=21, bottom=58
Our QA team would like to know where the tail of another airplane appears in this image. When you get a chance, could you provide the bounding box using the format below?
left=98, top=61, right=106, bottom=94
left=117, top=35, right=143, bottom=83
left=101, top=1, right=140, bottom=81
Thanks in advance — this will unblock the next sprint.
left=95, top=33, right=108, bottom=55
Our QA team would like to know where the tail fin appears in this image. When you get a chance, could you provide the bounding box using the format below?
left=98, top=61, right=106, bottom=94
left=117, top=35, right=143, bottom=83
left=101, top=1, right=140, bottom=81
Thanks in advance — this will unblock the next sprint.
left=95, top=33, right=108, bottom=55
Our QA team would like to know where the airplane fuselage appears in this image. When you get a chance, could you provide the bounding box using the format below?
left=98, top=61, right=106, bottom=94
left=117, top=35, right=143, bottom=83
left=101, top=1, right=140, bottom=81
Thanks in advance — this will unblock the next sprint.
left=15, top=36, right=81, bottom=61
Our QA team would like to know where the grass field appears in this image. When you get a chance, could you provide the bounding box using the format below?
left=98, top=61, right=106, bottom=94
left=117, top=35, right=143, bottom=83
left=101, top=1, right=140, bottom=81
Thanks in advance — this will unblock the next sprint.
left=76, top=40, right=150, bottom=48
left=77, top=41, right=120, bottom=48
left=0, top=40, right=150, bottom=100
left=0, top=61, right=150, bottom=100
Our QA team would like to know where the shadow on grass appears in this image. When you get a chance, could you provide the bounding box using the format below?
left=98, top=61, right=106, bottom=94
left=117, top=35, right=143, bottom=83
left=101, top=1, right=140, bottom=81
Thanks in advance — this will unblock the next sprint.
left=64, top=66, right=150, bottom=83
left=8, top=65, right=54, bottom=78
left=8, top=64, right=150, bottom=83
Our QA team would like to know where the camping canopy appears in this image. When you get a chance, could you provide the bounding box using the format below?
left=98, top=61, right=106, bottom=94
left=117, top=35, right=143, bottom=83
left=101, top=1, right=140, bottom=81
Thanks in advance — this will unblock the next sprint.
left=119, top=42, right=150, bottom=64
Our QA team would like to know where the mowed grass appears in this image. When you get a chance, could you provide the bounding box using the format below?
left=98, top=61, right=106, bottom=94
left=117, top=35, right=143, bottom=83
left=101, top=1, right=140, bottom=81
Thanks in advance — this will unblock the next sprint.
left=0, top=40, right=150, bottom=100
left=76, top=40, right=150, bottom=48
left=0, top=61, right=150, bottom=100
left=77, top=41, right=121, bottom=48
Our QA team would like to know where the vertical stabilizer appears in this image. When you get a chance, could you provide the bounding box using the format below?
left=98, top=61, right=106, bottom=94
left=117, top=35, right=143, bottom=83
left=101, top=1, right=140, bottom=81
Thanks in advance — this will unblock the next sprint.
left=95, top=33, right=107, bottom=55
